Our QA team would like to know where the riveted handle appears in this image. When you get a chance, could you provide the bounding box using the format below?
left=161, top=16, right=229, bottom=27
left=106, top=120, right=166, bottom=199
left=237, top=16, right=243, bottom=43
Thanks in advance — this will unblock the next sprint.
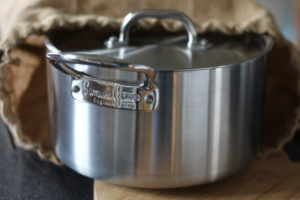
left=46, top=52, right=156, bottom=88
left=46, top=52, right=159, bottom=111
left=118, top=9, right=198, bottom=48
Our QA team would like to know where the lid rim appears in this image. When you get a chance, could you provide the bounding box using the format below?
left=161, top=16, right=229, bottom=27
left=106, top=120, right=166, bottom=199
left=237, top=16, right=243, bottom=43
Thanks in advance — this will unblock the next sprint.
left=44, top=34, right=273, bottom=72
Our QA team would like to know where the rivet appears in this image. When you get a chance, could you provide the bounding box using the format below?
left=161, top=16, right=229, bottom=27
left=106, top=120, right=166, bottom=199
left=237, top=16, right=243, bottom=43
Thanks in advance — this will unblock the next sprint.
left=200, top=39, right=208, bottom=47
left=144, top=94, right=154, bottom=104
left=72, top=85, right=80, bottom=93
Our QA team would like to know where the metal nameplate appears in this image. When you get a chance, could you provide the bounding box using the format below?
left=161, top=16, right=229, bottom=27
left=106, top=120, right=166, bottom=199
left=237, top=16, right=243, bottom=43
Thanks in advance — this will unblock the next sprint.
left=71, top=78, right=159, bottom=111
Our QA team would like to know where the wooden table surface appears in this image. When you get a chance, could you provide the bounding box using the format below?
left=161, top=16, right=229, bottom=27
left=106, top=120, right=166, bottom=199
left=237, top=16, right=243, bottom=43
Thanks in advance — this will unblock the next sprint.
left=94, top=152, right=300, bottom=200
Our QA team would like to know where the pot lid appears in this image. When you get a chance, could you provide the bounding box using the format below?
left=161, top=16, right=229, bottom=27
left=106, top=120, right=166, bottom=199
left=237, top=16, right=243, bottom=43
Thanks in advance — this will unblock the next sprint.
left=83, top=33, right=272, bottom=70
left=46, top=9, right=273, bottom=71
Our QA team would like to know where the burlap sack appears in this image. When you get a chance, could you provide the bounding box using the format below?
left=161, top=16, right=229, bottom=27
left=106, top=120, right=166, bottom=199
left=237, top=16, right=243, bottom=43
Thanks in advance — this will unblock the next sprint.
left=0, top=0, right=299, bottom=165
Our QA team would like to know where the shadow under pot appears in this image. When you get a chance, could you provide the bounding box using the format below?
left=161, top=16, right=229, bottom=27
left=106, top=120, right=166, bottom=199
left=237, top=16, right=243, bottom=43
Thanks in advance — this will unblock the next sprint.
left=45, top=9, right=273, bottom=188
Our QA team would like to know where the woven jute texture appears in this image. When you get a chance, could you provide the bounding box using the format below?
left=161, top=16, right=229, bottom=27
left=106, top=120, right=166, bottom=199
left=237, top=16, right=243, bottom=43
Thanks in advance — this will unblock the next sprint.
left=0, top=0, right=299, bottom=164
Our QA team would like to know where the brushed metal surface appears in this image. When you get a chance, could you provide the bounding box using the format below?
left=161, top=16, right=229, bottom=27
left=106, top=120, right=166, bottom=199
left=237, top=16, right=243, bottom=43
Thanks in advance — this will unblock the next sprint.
left=47, top=56, right=265, bottom=188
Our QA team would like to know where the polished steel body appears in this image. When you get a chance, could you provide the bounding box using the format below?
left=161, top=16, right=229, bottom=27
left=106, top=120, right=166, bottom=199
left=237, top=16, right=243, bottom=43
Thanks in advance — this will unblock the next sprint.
left=46, top=9, right=273, bottom=188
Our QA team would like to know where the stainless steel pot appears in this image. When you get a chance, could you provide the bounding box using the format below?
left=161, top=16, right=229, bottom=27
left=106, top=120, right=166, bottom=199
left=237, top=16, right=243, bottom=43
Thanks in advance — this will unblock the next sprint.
left=45, top=9, right=273, bottom=188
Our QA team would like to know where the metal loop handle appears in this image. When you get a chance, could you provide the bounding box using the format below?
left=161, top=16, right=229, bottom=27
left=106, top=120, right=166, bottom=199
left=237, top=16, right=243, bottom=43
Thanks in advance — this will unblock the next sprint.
left=46, top=52, right=156, bottom=88
left=118, top=9, right=198, bottom=48
left=46, top=52, right=159, bottom=111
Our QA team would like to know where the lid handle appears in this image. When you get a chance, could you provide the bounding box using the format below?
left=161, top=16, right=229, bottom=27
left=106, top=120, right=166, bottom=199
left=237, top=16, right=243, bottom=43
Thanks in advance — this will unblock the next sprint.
left=118, top=9, right=198, bottom=48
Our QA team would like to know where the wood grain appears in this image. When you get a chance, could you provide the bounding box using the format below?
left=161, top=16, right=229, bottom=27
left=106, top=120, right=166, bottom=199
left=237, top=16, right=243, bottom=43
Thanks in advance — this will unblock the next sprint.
left=94, top=153, right=300, bottom=200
